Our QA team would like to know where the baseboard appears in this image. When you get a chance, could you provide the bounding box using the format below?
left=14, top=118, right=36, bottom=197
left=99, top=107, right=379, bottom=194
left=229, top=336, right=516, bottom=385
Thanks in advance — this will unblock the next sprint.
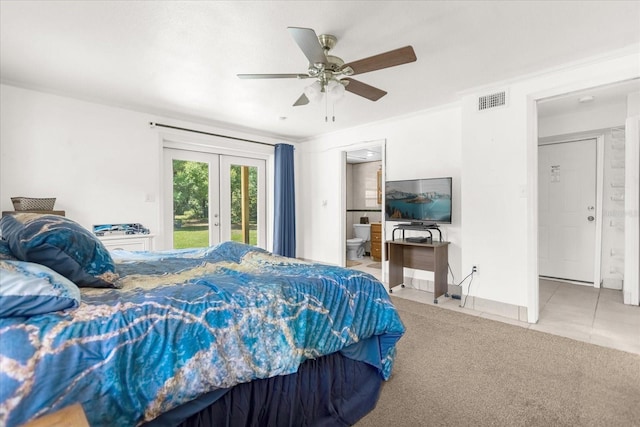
left=602, top=278, right=623, bottom=290
left=462, top=295, right=529, bottom=322
left=402, top=276, right=528, bottom=321
left=399, top=278, right=465, bottom=298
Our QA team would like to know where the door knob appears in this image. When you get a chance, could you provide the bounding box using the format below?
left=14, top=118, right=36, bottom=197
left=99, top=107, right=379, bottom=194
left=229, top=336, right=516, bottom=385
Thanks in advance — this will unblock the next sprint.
left=587, top=216, right=595, bottom=222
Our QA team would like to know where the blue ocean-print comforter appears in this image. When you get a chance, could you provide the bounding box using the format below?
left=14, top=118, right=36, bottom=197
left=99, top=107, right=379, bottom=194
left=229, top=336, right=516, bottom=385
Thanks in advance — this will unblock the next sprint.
left=0, top=242, right=404, bottom=426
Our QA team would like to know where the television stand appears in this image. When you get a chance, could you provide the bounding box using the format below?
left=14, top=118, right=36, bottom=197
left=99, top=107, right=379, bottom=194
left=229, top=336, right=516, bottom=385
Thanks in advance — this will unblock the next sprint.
left=409, top=221, right=436, bottom=227
left=386, top=239, right=450, bottom=303
left=392, top=223, right=442, bottom=242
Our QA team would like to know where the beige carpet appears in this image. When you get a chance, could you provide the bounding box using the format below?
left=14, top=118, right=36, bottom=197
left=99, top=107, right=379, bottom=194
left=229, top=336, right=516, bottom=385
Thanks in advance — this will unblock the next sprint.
left=357, top=297, right=640, bottom=426
left=346, top=260, right=362, bottom=267
left=367, top=262, right=382, bottom=269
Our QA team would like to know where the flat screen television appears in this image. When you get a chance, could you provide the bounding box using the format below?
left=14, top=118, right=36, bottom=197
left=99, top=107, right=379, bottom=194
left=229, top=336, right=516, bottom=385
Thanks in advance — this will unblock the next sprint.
left=385, top=177, right=452, bottom=224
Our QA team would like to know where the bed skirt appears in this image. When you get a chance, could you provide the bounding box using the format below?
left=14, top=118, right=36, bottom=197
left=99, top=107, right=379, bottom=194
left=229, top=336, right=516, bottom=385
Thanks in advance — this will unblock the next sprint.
left=146, top=351, right=382, bottom=427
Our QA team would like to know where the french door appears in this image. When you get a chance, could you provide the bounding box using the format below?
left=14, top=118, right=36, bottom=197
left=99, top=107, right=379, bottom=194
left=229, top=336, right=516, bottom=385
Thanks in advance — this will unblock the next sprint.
left=220, top=156, right=266, bottom=248
left=163, top=148, right=266, bottom=249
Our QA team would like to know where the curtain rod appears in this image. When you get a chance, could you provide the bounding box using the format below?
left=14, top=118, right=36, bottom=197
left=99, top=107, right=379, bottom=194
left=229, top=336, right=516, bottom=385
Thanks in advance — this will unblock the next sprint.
left=149, top=122, right=275, bottom=147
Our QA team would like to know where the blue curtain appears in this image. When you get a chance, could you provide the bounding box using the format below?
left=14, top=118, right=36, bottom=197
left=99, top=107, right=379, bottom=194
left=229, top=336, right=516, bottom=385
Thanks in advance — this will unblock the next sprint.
left=274, top=143, right=296, bottom=257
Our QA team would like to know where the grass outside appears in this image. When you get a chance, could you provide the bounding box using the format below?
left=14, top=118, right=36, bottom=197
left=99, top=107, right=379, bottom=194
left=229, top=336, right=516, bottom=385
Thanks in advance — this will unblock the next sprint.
left=173, top=223, right=257, bottom=249
left=173, top=225, right=209, bottom=249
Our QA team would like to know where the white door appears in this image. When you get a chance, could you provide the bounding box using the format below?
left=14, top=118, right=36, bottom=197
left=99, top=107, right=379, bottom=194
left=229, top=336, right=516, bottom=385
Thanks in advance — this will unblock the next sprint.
left=164, top=149, right=220, bottom=249
left=163, top=149, right=266, bottom=250
left=538, top=139, right=597, bottom=283
left=219, top=156, right=266, bottom=248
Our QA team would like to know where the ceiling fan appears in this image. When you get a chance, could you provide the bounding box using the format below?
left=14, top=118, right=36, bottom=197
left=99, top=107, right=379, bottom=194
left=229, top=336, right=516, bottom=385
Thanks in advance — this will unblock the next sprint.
left=237, top=27, right=417, bottom=107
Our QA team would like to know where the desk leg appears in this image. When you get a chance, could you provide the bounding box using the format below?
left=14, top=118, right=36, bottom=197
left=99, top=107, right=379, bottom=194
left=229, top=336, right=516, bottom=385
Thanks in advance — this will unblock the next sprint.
left=387, top=244, right=404, bottom=293
left=433, top=245, right=448, bottom=303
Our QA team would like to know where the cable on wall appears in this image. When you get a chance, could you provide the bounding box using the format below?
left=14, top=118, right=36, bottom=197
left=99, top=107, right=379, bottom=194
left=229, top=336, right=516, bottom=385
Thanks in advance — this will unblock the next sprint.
left=460, top=273, right=474, bottom=308
left=149, top=122, right=275, bottom=148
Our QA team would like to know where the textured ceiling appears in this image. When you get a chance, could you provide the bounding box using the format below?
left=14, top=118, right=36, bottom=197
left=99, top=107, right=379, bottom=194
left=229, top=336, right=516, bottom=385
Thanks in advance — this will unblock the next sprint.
left=1, top=1, right=639, bottom=141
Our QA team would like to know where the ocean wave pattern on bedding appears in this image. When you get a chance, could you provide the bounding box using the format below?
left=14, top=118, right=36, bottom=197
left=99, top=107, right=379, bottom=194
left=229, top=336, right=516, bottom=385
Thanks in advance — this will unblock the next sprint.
left=0, top=241, right=404, bottom=427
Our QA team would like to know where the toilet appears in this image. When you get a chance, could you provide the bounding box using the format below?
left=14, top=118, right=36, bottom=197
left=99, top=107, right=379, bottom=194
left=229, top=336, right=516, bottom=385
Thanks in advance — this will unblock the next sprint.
left=346, top=224, right=371, bottom=260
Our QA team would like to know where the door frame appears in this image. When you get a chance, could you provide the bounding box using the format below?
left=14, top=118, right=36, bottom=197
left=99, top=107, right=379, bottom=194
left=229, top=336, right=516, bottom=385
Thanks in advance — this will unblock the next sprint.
left=537, top=135, right=604, bottom=287
left=160, top=132, right=274, bottom=251
left=340, top=139, right=386, bottom=273
left=527, top=78, right=640, bottom=323
left=623, top=116, right=640, bottom=305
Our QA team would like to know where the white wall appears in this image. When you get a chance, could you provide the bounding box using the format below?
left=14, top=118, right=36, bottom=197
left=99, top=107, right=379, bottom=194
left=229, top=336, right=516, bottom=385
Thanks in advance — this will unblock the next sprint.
left=298, top=50, right=638, bottom=320
left=298, top=105, right=463, bottom=284
left=0, top=85, right=290, bottom=249
left=539, top=103, right=627, bottom=138
left=629, top=92, right=640, bottom=115
left=461, top=51, right=639, bottom=321
left=2, top=50, right=637, bottom=320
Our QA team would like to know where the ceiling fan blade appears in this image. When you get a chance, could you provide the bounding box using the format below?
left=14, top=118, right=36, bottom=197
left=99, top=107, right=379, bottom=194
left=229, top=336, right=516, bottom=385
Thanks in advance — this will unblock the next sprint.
left=293, top=93, right=309, bottom=106
left=237, top=73, right=309, bottom=79
left=342, top=78, right=387, bottom=101
left=344, top=46, right=417, bottom=75
left=287, top=27, right=326, bottom=65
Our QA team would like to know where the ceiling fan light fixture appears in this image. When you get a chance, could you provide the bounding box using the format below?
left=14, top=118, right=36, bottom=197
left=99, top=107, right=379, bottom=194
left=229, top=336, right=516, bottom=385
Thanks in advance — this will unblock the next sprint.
left=327, top=79, right=346, bottom=101
left=304, top=80, right=323, bottom=103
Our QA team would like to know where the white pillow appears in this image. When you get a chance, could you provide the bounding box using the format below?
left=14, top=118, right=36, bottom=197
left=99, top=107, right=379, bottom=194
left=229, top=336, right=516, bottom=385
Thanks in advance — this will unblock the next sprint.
left=0, top=260, right=81, bottom=318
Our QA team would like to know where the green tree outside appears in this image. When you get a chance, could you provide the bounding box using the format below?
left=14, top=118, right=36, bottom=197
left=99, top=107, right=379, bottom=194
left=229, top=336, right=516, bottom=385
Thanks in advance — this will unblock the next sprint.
left=173, top=160, right=209, bottom=220
left=173, top=161, right=258, bottom=249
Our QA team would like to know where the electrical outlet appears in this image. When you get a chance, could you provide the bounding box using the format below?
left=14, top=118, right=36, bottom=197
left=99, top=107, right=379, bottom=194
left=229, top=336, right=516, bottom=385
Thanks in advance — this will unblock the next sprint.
left=472, top=265, right=478, bottom=274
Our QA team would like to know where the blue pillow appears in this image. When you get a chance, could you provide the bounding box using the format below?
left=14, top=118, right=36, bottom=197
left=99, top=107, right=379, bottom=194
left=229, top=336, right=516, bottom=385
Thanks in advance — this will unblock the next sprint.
left=0, top=214, right=119, bottom=288
left=0, top=260, right=81, bottom=317
left=0, top=239, right=18, bottom=261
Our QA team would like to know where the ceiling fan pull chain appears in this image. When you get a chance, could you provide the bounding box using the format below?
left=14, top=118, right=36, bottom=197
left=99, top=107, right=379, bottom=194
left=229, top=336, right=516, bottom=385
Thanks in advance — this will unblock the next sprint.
left=325, top=91, right=328, bottom=122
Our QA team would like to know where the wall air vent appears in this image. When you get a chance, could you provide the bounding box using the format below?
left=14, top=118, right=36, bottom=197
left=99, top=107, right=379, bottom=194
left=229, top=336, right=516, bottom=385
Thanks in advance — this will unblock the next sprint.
left=478, top=90, right=507, bottom=111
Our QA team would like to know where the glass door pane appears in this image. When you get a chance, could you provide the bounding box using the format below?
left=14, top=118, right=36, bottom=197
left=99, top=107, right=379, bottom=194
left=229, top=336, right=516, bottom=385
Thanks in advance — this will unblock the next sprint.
left=172, top=159, right=210, bottom=249
left=220, top=156, right=266, bottom=248
left=229, top=165, right=258, bottom=245
left=163, top=149, right=220, bottom=249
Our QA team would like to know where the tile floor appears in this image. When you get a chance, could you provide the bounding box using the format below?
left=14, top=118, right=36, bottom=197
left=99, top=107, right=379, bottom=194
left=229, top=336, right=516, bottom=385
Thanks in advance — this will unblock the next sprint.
left=349, top=261, right=640, bottom=355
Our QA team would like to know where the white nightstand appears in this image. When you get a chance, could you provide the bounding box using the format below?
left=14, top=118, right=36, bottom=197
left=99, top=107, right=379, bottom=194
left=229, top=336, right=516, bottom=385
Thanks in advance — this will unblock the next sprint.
left=98, top=235, right=154, bottom=252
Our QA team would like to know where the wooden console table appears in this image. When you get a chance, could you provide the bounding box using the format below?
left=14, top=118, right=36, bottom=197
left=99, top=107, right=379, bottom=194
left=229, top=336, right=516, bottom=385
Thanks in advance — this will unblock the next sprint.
left=387, top=239, right=450, bottom=303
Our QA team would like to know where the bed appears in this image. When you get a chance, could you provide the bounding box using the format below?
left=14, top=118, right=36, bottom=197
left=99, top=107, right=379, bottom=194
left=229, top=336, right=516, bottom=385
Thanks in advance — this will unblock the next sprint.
left=0, top=214, right=404, bottom=426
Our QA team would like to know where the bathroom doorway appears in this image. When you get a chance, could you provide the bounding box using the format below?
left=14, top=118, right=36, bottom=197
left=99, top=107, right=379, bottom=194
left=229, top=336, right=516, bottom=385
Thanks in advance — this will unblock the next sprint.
left=343, top=140, right=385, bottom=281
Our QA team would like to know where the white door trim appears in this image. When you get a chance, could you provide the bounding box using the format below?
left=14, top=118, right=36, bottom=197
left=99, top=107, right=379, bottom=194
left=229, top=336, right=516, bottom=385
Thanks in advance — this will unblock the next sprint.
left=162, top=132, right=273, bottom=160
left=526, top=96, right=539, bottom=323
left=624, top=115, right=640, bottom=305
left=528, top=78, right=640, bottom=324
left=595, top=136, right=604, bottom=288
left=340, top=139, right=386, bottom=279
